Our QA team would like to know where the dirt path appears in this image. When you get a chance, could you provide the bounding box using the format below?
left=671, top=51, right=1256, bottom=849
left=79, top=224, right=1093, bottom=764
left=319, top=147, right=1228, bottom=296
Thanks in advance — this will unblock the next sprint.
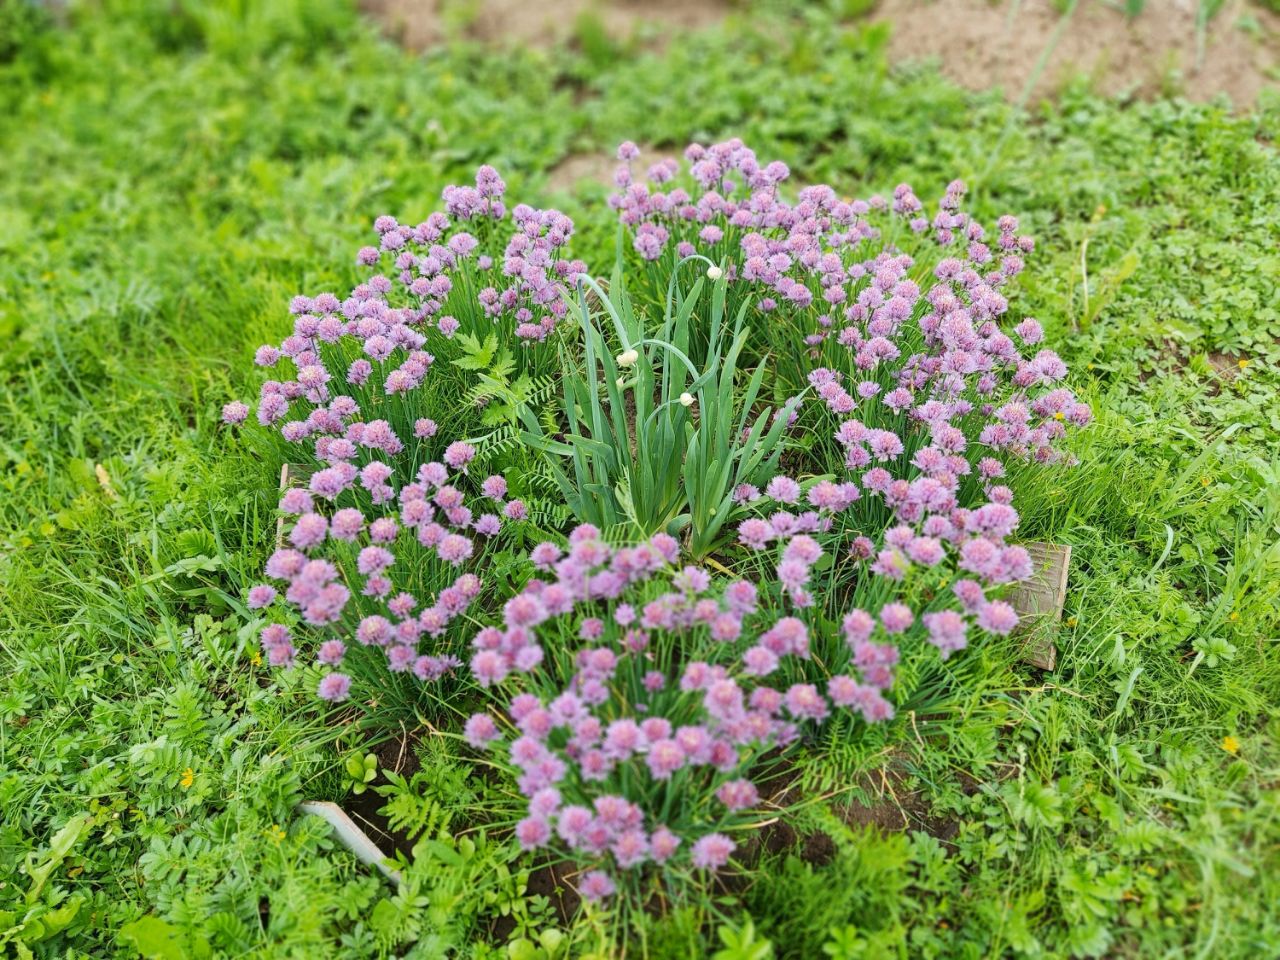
left=361, top=0, right=728, bottom=51
left=362, top=0, right=1278, bottom=107
left=875, top=0, right=1279, bottom=106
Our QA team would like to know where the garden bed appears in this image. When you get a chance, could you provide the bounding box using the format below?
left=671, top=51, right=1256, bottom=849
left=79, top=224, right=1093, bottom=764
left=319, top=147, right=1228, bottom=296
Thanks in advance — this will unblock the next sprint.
left=234, top=137, right=1096, bottom=930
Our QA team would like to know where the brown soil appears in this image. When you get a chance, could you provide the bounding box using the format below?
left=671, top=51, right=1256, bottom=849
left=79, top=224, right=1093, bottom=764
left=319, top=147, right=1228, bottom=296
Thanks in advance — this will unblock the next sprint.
left=546, top=150, right=624, bottom=195
left=340, top=725, right=426, bottom=862
left=875, top=0, right=1280, bottom=106
left=362, top=0, right=728, bottom=51
left=362, top=0, right=1280, bottom=107
left=837, top=768, right=961, bottom=843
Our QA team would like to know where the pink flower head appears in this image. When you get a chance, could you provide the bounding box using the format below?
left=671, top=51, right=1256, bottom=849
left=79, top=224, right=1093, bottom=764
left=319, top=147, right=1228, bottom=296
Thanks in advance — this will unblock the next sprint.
left=578, top=870, right=616, bottom=901
left=716, top=779, right=760, bottom=811
left=317, top=673, right=352, bottom=702
left=443, top=441, right=476, bottom=471
left=314, top=640, right=344, bottom=666
left=650, top=827, right=682, bottom=863
left=246, top=585, right=277, bottom=609
left=464, top=712, right=501, bottom=748
left=515, top=816, right=551, bottom=851
left=766, top=475, right=801, bottom=504
left=691, top=833, right=735, bottom=870
left=738, top=518, right=774, bottom=551
left=646, top=738, right=686, bottom=780
left=923, top=609, right=968, bottom=657
left=977, top=600, right=1019, bottom=635
left=879, top=602, right=914, bottom=634
left=221, top=401, right=249, bottom=425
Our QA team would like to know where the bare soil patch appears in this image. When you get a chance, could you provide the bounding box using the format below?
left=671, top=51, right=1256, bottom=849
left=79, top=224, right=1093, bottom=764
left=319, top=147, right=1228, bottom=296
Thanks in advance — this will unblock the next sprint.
left=874, top=0, right=1280, bottom=106
left=362, top=0, right=1280, bottom=107
left=362, top=0, right=728, bottom=51
left=545, top=150, right=623, bottom=194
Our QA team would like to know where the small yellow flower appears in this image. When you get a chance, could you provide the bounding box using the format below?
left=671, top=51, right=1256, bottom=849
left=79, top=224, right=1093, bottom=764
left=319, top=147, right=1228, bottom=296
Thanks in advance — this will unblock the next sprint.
left=1066, top=616, right=1078, bottom=628
left=1201, top=476, right=1211, bottom=487
left=1221, top=736, right=1239, bottom=755
left=180, top=768, right=195, bottom=790
left=250, top=650, right=262, bottom=667
left=1237, top=358, right=1249, bottom=370
left=266, top=824, right=287, bottom=844
left=1053, top=411, right=1065, bottom=421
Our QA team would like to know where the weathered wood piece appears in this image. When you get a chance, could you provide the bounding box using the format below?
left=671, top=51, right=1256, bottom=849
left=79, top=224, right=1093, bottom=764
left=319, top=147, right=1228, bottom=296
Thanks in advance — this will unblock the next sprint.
left=274, top=463, right=314, bottom=551
left=297, top=801, right=402, bottom=886
left=1009, top=542, right=1071, bottom=671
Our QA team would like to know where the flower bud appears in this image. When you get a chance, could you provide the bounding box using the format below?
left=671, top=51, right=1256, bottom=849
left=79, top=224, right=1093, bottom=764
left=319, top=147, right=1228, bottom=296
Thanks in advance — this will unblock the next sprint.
left=706, top=265, right=723, bottom=281
left=617, top=349, right=639, bottom=367
left=679, top=392, right=694, bottom=407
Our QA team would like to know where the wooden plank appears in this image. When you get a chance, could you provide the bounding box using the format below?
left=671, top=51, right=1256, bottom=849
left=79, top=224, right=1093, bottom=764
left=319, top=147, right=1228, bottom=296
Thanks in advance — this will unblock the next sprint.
left=274, top=463, right=314, bottom=551
left=297, top=801, right=401, bottom=886
left=1009, top=542, right=1071, bottom=671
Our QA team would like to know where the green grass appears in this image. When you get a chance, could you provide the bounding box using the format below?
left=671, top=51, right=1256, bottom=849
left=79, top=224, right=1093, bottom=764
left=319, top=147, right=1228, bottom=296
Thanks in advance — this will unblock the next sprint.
left=1, top=1, right=1278, bottom=956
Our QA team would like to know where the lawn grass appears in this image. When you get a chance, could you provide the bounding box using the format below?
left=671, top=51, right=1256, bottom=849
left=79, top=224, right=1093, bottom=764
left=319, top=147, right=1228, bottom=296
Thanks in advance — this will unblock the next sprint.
left=1, top=1, right=1278, bottom=957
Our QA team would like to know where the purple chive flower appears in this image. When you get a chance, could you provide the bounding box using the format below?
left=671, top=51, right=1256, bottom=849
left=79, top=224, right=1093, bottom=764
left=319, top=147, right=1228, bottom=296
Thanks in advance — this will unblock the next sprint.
left=765, top=476, right=801, bottom=504
left=738, top=518, right=773, bottom=550
left=646, top=739, right=686, bottom=780
left=650, top=827, right=681, bottom=863
left=691, top=833, right=735, bottom=870
left=578, top=870, right=616, bottom=901
left=612, top=829, right=650, bottom=868
left=317, top=639, right=346, bottom=665
left=977, top=600, right=1019, bottom=635
left=317, top=673, right=352, bottom=702
left=443, top=441, right=476, bottom=471
left=716, top=779, right=760, bottom=811
left=246, top=584, right=277, bottom=609
left=515, top=817, right=551, bottom=850
left=221, top=401, right=249, bottom=425
left=879, top=603, right=914, bottom=634
left=923, top=610, right=968, bottom=657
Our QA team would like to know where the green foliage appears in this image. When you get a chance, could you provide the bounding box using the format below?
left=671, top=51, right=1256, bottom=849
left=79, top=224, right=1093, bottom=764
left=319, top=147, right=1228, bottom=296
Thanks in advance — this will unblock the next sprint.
left=343, top=752, right=380, bottom=796
left=1, top=0, right=1278, bottom=957
left=522, top=261, right=798, bottom=557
